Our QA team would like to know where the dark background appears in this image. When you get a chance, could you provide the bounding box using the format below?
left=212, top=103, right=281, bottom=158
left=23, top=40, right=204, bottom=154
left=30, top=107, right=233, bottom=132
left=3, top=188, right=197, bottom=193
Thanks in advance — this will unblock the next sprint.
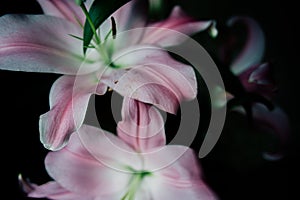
left=1, top=0, right=299, bottom=199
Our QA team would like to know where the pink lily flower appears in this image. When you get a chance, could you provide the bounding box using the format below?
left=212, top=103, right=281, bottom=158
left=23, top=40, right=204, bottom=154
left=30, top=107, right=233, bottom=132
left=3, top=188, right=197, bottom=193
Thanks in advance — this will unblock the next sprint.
left=225, top=17, right=277, bottom=99
left=0, top=0, right=215, bottom=150
left=20, top=98, right=217, bottom=199
left=219, top=17, right=290, bottom=159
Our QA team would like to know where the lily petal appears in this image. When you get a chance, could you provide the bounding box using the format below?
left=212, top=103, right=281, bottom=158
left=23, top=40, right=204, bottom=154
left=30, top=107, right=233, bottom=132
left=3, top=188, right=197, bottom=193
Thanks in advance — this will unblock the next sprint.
left=28, top=181, right=90, bottom=200
left=146, top=147, right=217, bottom=199
left=103, top=46, right=197, bottom=114
left=149, top=175, right=216, bottom=200
left=228, top=16, right=265, bottom=75
left=77, top=124, right=142, bottom=171
left=45, top=132, right=131, bottom=196
left=141, top=6, right=214, bottom=47
left=239, top=63, right=276, bottom=99
left=117, top=97, right=166, bottom=152
left=37, top=0, right=93, bottom=25
left=39, top=75, right=106, bottom=151
left=0, top=15, right=82, bottom=74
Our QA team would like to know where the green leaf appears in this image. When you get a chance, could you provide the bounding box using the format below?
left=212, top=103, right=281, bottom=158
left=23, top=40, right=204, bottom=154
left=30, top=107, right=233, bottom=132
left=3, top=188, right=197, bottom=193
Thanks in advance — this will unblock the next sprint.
left=83, top=0, right=131, bottom=53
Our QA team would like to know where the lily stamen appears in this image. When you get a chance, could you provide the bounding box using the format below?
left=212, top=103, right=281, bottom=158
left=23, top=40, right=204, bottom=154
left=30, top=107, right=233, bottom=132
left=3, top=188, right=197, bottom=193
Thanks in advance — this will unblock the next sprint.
left=111, top=16, right=117, bottom=39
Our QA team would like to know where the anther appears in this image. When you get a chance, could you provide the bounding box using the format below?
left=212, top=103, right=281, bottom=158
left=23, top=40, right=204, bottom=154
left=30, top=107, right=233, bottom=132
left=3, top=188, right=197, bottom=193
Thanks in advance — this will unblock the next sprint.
left=111, top=16, right=117, bottom=39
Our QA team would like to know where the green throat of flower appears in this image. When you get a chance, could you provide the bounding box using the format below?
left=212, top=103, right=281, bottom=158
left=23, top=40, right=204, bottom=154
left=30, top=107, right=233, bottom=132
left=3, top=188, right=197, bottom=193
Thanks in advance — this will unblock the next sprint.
left=87, top=16, right=119, bottom=69
left=73, top=2, right=120, bottom=69
left=121, top=169, right=152, bottom=200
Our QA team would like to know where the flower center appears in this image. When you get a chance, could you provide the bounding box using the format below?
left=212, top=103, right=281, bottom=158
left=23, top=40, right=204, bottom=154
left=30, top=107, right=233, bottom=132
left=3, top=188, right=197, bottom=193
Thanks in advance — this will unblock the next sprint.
left=121, top=169, right=152, bottom=200
left=76, top=2, right=120, bottom=68
left=89, top=17, right=119, bottom=69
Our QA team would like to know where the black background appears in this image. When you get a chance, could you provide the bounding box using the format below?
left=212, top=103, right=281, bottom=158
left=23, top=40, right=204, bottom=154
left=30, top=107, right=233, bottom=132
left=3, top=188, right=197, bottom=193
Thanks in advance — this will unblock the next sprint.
left=1, top=0, right=299, bottom=199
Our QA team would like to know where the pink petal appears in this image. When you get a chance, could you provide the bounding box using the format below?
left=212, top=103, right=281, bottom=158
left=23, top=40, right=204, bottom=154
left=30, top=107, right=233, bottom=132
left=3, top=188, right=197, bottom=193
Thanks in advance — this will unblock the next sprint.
left=37, top=0, right=93, bottom=25
left=239, top=63, right=276, bottom=99
left=142, top=145, right=198, bottom=173
left=45, top=131, right=131, bottom=196
left=252, top=104, right=290, bottom=160
left=145, top=146, right=217, bottom=199
left=103, top=46, right=197, bottom=114
left=141, top=6, right=214, bottom=47
left=228, top=16, right=265, bottom=75
left=28, top=181, right=91, bottom=200
left=117, top=97, right=166, bottom=152
left=249, top=63, right=273, bottom=85
left=0, top=15, right=82, bottom=74
left=39, top=74, right=106, bottom=150
left=77, top=125, right=142, bottom=171
left=148, top=178, right=217, bottom=200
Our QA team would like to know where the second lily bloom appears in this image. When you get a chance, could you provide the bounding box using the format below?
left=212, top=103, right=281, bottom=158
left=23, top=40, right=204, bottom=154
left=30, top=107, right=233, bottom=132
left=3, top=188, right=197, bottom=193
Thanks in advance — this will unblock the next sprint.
left=23, top=97, right=217, bottom=200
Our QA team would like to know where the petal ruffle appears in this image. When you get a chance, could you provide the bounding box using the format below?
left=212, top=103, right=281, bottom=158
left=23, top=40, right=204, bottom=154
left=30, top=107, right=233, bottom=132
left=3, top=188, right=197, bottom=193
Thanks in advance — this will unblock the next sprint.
left=0, top=15, right=82, bottom=74
left=37, top=0, right=93, bottom=25
left=45, top=132, right=131, bottom=196
left=228, top=16, right=265, bottom=75
left=117, top=97, right=166, bottom=152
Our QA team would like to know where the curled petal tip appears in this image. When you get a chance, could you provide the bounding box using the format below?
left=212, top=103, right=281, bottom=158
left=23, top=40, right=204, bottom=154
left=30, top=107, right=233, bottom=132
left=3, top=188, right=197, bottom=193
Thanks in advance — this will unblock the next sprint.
left=18, top=174, right=23, bottom=182
left=248, top=63, right=273, bottom=85
left=170, top=6, right=186, bottom=18
left=18, top=174, right=36, bottom=194
left=42, top=143, right=59, bottom=151
left=208, top=21, right=218, bottom=38
left=39, top=121, right=68, bottom=151
left=40, top=136, right=67, bottom=151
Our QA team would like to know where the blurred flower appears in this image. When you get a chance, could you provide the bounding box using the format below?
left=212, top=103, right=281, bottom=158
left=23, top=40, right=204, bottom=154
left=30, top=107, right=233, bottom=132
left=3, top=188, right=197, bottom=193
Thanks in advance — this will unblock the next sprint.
left=217, top=17, right=290, bottom=160
left=20, top=98, right=216, bottom=199
left=0, top=0, right=215, bottom=150
left=226, top=17, right=276, bottom=99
